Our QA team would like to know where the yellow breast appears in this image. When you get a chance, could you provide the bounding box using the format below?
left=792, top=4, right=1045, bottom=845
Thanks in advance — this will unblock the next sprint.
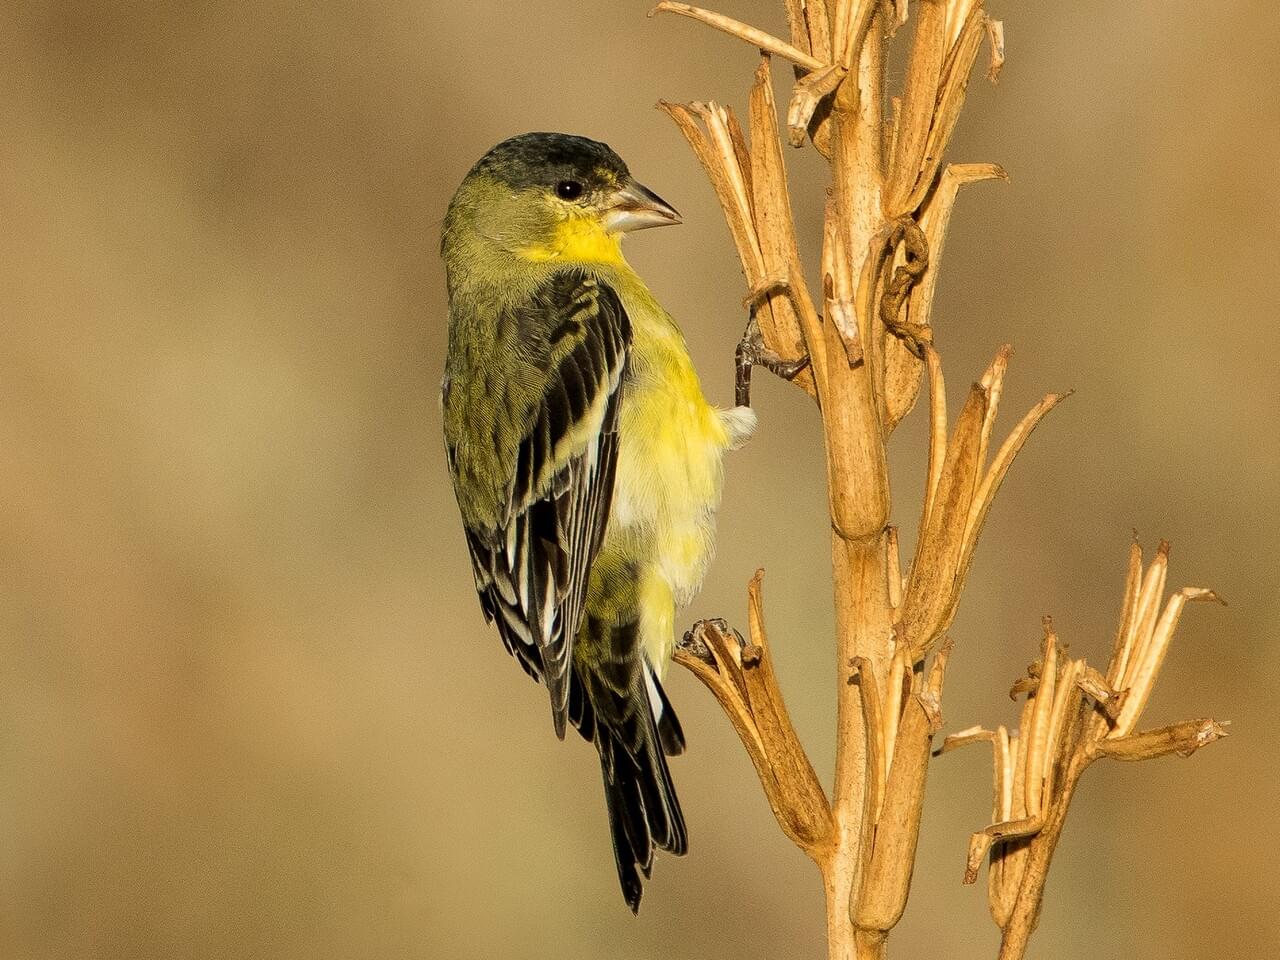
left=606, top=268, right=731, bottom=607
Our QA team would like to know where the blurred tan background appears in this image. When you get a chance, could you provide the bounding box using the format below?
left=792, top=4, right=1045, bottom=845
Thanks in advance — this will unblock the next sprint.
left=2, top=1, right=1276, bottom=958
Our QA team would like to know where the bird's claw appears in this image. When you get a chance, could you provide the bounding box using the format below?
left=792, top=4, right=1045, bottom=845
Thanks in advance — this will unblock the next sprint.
left=735, top=314, right=811, bottom=408
left=680, top=619, right=731, bottom=664
left=680, top=618, right=755, bottom=668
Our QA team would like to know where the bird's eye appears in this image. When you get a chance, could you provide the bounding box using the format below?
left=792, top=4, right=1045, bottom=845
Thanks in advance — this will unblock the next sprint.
left=555, top=180, right=584, bottom=200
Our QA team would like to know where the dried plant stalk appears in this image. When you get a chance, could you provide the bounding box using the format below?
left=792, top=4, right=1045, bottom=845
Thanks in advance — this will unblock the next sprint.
left=650, top=2, right=825, bottom=71
left=943, top=544, right=1226, bottom=958
left=647, top=3, right=1226, bottom=960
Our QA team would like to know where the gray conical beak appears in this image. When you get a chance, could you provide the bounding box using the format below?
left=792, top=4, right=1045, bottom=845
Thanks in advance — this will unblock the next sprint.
left=603, top=178, right=682, bottom=234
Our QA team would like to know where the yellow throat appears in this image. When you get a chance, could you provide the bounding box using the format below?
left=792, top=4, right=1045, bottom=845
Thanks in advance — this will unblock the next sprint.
left=520, top=214, right=625, bottom=267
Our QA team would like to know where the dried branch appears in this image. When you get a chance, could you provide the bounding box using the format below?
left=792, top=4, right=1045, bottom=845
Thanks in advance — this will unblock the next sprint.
left=649, top=2, right=825, bottom=71
left=787, top=63, right=847, bottom=148
left=854, top=642, right=950, bottom=935
left=985, top=18, right=1005, bottom=82
left=674, top=574, right=832, bottom=855
left=1093, top=718, right=1228, bottom=761
left=897, top=346, right=1066, bottom=659
left=943, top=541, right=1227, bottom=959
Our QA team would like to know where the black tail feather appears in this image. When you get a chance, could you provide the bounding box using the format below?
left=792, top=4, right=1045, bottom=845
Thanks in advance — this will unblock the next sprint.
left=652, top=672, right=685, bottom=756
left=596, top=695, right=687, bottom=913
left=570, top=624, right=687, bottom=910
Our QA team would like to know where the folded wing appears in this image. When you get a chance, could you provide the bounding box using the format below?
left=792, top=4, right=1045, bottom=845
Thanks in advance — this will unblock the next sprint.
left=445, top=268, right=631, bottom=737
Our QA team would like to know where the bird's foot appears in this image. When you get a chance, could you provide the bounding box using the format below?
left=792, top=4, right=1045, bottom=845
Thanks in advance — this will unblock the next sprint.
left=680, top=619, right=749, bottom=668
left=735, top=313, right=810, bottom=407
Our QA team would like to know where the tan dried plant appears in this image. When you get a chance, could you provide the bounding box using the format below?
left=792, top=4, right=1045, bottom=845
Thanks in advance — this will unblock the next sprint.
left=645, top=2, right=1229, bottom=959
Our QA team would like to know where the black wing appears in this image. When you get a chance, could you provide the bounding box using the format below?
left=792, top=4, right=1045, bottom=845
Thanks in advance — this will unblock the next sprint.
left=445, top=269, right=630, bottom=737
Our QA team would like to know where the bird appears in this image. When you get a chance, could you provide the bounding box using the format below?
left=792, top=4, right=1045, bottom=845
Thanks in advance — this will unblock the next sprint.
left=439, top=131, right=760, bottom=912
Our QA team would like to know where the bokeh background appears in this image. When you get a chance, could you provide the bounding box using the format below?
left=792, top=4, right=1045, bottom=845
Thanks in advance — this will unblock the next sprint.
left=2, top=1, right=1277, bottom=957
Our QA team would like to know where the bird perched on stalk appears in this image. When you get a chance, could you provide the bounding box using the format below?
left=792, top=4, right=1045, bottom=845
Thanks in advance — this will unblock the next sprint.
left=440, top=132, right=772, bottom=911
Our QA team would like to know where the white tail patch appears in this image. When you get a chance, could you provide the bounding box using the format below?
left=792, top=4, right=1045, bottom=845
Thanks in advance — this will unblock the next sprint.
left=643, top=661, right=664, bottom=719
left=540, top=576, right=556, bottom=644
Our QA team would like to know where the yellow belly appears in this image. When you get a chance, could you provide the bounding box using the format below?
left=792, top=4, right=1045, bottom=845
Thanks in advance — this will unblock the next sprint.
left=580, top=259, right=754, bottom=672
left=605, top=289, right=730, bottom=669
left=612, top=375, right=726, bottom=594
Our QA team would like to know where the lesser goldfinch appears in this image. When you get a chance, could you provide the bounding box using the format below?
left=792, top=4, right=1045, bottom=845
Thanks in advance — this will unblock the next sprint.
left=440, top=132, right=757, bottom=911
